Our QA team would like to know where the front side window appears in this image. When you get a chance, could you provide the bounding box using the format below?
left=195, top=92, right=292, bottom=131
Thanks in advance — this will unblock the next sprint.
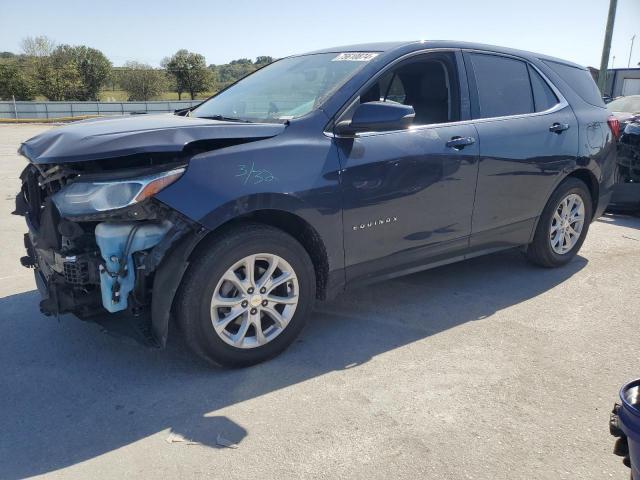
left=357, top=53, right=460, bottom=126
left=191, top=52, right=377, bottom=122
left=469, top=53, right=534, bottom=118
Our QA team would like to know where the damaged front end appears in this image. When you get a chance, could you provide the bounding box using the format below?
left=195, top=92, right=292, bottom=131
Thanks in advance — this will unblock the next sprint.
left=13, top=154, right=201, bottom=345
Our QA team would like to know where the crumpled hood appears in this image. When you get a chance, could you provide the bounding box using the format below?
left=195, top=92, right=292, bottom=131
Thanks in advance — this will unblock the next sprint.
left=19, top=114, right=287, bottom=164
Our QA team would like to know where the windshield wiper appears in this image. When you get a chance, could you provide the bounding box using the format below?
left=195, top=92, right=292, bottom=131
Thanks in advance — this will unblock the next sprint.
left=200, top=114, right=253, bottom=123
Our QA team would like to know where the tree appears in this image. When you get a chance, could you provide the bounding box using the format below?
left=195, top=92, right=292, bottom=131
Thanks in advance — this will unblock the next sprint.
left=119, top=61, right=167, bottom=101
left=210, top=58, right=259, bottom=89
left=38, top=48, right=83, bottom=101
left=19, top=37, right=111, bottom=100
left=54, top=45, right=112, bottom=100
left=19, top=37, right=77, bottom=100
left=108, top=67, right=126, bottom=91
left=20, top=36, right=56, bottom=97
left=0, top=62, right=35, bottom=100
left=160, top=56, right=182, bottom=99
left=21, top=36, right=55, bottom=58
left=230, top=58, right=252, bottom=66
left=254, top=56, right=274, bottom=66
left=164, top=49, right=213, bottom=100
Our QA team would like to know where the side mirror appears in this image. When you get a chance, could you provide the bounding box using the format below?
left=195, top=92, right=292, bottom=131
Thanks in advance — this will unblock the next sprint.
left=335, top=101, right=415, bottom=136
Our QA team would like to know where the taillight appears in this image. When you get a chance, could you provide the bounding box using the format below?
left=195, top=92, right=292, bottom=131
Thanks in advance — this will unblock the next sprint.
left=607, top=115, right=620, bottom=139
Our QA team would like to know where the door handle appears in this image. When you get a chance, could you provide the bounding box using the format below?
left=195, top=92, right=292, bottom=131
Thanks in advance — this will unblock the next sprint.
left=549, top=122, right=570, bottom=134
left=446, top=136, right=475, bottom=150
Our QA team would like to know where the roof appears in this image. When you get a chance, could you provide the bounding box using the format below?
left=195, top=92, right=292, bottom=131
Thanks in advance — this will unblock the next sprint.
left=305, top=40, right=585, bottom=69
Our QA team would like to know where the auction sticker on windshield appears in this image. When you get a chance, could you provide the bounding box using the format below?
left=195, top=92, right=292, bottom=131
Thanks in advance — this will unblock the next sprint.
left=332, top=52, right=379, bottom=62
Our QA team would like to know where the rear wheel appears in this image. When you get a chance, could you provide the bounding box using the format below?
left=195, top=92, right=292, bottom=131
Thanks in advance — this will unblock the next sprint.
left=526, top=177, right=593, bottom=268
left=177, top=223, right=315, bottom=367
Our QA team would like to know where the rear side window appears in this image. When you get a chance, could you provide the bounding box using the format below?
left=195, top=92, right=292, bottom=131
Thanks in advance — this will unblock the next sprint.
left=528, top=66, right=559, bottom=112
left=469, top=53, right=534, bottom=118
left=542, top=60, right=604, bottom=107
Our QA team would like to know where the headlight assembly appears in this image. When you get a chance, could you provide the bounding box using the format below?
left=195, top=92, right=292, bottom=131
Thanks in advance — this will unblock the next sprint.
left=52, top=167, right=185, bottom=217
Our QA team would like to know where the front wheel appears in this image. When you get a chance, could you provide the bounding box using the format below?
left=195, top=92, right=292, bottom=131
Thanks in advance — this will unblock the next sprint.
left=526, top=177, right=593, bottom=268
left=176, top=223, right=315, bottom=367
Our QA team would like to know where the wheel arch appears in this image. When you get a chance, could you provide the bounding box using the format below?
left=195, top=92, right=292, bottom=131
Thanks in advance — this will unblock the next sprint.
left=527, top=167, right=600, bottom=245
left=191, top=208, right=330, bottom=301
left=151, top=191, right=339, bottom=347
left=566, top=168, right=599, bottom=219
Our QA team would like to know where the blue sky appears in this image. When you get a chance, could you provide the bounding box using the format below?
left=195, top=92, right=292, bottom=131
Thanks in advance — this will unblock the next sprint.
left=0, top=0, right=638, bottom=68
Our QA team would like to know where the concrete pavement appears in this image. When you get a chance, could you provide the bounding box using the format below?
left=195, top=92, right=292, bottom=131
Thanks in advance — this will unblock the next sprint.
left=1, top=124, right=639, bottom=479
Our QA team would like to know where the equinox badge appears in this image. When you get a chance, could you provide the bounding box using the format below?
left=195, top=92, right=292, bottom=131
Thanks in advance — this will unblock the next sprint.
left=352, top=217, right=398, bottom=231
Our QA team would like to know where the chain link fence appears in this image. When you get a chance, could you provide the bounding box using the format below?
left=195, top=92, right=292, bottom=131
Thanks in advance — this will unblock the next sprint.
left=0, top=100, right=202, bottom=120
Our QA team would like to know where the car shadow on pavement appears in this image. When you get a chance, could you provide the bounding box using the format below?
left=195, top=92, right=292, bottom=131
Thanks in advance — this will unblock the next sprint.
left=0, top=249, right=587, bottom=479
left=598, top=212, right=640, bottom=230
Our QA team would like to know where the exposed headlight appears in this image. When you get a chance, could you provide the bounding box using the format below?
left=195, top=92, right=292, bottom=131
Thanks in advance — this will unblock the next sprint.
left=52, top=167, right=185, bottom=216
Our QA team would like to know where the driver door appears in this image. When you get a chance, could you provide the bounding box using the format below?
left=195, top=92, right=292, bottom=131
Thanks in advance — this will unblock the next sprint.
left=335, top=51, right=480, bottom=284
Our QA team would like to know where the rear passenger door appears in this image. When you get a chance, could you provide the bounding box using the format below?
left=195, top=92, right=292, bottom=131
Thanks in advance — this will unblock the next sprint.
left=463, top=51, right=579, bottom=252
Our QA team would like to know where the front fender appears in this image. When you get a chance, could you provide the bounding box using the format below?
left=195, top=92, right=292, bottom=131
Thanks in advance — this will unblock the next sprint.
left=154, top=129, right=344, bottom=271
left=151, top=131, right=344, bottom=345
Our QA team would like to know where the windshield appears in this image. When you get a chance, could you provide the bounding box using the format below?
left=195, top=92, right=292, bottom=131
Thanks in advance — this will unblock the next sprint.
left=607, top=95, right=640, bottom=114
left=191, top=52, right=379, bottom=122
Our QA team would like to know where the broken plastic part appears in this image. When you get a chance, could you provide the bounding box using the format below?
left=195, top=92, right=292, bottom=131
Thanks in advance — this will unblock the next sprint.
left=95, top=221, right=172, bottom=313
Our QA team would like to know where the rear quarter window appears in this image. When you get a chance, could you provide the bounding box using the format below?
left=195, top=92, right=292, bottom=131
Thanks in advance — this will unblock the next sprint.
left=543, top=60, right=604, bottom=107
left=528, top=66, right=559, bottom=112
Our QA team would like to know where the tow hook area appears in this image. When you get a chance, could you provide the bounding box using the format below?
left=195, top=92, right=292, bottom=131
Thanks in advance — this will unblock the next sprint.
left=95, top=221, right=172, bottom=313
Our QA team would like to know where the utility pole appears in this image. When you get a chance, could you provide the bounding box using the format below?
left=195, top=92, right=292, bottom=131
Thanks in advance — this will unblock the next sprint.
left=629, top=34, right=636, bottom=68
left=598, top=0, right=618, bottom=94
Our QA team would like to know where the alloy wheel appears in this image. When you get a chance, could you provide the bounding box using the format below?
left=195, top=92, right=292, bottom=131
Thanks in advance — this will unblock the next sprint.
left=549, top=193, right=585, bottom=255
left=210, top=253, right=299, bottom=349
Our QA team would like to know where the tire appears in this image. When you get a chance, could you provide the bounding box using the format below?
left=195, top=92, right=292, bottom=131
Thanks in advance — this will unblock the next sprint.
left=176, top=223, right=315, bottom=367
left=526, top=177, right=593, bottom=268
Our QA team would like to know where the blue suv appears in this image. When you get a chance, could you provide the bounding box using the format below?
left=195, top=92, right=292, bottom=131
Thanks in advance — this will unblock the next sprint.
left=15, top=41, right=617, bottom=366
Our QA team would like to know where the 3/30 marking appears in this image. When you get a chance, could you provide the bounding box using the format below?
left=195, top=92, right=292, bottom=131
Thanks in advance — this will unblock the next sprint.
left=236, top=162, right=277, bottom=185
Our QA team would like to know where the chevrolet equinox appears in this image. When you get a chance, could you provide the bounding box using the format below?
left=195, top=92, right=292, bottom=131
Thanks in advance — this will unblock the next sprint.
left=15, top=41, right=617, bottom=366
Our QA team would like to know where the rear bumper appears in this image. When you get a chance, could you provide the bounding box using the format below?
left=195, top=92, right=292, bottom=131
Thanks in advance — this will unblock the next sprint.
left=608, top=183, right=640, bottom=212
